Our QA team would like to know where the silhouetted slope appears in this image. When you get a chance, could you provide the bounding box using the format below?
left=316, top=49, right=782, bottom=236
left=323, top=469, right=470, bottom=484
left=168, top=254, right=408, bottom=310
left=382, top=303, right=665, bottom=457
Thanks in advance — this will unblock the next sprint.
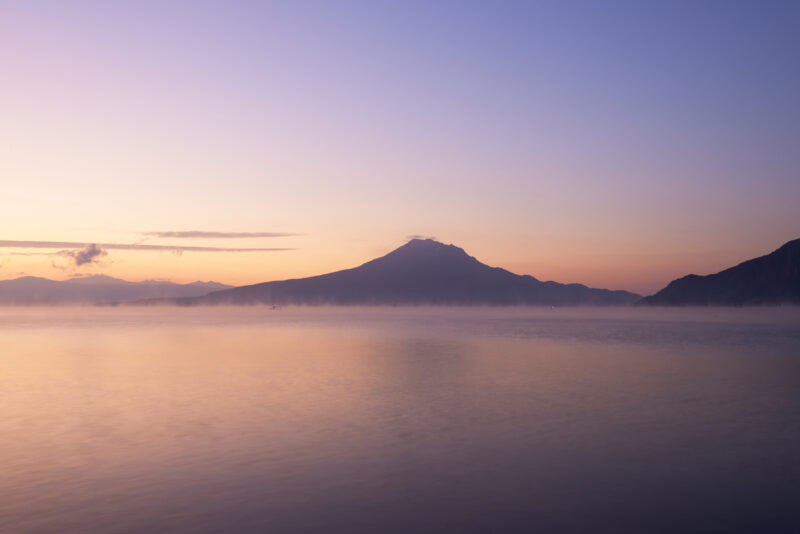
left=641, top=238, right=800, bottom=306
left=180, top=239, right=640, bottom=306
left=0, top=275, right=230, bottom=305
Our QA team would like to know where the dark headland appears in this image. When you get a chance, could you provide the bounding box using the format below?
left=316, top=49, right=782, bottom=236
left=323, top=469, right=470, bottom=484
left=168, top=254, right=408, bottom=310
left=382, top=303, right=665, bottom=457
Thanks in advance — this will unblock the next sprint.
left=162, top=239, right=641, bottom=306
left=640, top=238, right=800, bottom=306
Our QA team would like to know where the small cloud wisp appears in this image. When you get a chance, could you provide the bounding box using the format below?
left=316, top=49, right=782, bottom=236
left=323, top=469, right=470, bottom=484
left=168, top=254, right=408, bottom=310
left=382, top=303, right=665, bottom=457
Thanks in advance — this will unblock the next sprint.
left=62, top=243, right=107, bottom=266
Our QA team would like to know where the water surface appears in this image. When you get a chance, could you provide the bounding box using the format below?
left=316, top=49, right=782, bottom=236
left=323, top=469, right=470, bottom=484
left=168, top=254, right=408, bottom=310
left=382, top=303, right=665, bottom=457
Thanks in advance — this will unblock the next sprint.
left=1, top=307, right=799, bottom=533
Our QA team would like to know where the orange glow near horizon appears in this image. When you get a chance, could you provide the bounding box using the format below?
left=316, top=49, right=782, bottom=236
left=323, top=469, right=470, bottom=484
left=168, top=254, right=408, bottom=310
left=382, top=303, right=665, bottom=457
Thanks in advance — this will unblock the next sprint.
left=1, top=2, right=798, bottom=296
left=1, top=232, right=794, bottom=296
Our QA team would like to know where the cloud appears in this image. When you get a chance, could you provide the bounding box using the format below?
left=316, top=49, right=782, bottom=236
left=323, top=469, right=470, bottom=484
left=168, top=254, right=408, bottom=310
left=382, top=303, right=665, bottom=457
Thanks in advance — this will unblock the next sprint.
left=60, top=243, right=106, bottom=266
left=406, top=234, right=437, bottom=241
left=144, top=231, right=297, bottom=239
left=0, top=240, right=293, bottom=253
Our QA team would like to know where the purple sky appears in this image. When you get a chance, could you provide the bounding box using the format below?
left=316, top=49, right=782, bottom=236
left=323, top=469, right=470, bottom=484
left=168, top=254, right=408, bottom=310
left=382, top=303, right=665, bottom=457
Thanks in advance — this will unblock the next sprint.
left=1, top=1, right=798, bottom=294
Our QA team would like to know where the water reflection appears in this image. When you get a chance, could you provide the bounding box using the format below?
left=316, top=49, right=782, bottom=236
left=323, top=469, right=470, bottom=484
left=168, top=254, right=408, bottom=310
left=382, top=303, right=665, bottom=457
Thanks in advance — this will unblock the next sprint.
left=1, top=307, right=799, bottom=533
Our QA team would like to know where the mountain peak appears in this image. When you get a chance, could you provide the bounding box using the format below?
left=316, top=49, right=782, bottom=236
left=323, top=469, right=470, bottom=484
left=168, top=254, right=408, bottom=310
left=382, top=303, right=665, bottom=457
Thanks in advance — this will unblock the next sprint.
left=404, top=238, right=446, bottom=247
left=184, top=239, right=641, bottom=306
left=395, top=238, right=469, bottom=256
left=395, top=238, right=455, bottom=251
left=367, top=239, right=475, bottom=269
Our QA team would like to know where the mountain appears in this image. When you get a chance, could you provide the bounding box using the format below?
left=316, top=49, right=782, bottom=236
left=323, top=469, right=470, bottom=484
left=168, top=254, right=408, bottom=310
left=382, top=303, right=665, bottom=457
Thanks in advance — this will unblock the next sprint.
left=168, top=239, right=640, bottom=306
left=640, top=238, right=800, bottom=306
left=0, top=275, right=230, bottom=305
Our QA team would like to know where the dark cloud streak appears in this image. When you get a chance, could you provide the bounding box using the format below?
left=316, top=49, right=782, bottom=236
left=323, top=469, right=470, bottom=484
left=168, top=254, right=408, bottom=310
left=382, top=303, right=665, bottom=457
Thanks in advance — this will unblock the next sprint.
left=144, top=231, right=297, bottom=239
left=0, top=240, right=293, bottom=253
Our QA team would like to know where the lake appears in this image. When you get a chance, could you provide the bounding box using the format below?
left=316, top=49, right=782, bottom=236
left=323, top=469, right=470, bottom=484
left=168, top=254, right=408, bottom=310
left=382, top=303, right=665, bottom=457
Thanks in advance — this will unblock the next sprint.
left=1, top=306, right=799, bottom=533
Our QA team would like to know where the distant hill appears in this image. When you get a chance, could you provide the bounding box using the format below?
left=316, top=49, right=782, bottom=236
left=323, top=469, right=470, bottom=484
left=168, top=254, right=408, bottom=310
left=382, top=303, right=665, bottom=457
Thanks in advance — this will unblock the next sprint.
left=641, top=238, right=800, bottom=306
left=0, top=275, right=230, bottom=305
left=167, top=239, right=640, bottom=306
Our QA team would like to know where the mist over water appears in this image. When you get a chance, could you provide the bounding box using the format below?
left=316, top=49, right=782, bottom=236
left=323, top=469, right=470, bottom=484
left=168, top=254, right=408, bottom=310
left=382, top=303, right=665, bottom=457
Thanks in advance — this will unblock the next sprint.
left=1, top=307, right=799, bottom=533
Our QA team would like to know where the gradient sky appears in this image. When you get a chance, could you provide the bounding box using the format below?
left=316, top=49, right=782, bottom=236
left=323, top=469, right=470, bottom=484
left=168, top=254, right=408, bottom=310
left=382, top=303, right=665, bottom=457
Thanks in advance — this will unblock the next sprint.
left=1, top=0, right=798, bottom=295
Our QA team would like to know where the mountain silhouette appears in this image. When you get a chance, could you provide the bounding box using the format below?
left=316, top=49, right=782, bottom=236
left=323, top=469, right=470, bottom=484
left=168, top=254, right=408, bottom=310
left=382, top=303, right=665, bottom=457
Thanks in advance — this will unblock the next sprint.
left=641, top=238, right=800, bottom=306
left=171, top=239, right=640, bottom=306
left=0, top=275, right=230, bottom=305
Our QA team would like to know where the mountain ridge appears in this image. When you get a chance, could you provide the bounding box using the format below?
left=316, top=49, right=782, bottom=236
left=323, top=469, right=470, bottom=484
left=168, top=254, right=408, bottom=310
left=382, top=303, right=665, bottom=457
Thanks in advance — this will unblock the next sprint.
left=0, top=275, right=231, bottom=305
left=164, top=239, right=640, bottom=306
left=640, top=238, right=800, bottom=306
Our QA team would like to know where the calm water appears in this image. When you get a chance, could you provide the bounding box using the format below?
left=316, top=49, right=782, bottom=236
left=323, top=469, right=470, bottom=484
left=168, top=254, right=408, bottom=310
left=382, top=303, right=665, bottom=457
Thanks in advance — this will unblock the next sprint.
left=1, top=307, right=799, bottom=533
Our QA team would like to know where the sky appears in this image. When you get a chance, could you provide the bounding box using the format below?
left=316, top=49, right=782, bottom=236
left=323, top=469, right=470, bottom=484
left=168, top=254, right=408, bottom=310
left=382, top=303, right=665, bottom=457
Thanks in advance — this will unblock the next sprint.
left=1, top=0, right=798, bottom=295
